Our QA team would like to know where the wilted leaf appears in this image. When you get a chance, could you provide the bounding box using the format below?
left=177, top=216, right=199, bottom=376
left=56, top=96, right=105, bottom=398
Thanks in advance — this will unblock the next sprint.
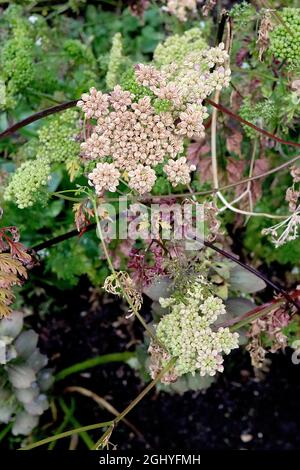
left=73, top=201, right=94, bottom=232
left=8, top=241, right=32, bottom=264
left=0, top=228, right=32, bottom=317
left=0, top=253, right=28, bottom=278
left=226, top=130, right=243, bottom=157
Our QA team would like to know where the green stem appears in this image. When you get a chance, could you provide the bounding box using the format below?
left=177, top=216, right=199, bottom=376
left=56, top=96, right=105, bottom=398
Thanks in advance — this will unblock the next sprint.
left=48, top=398, right=76, bottom=450
left=92, top=357, right=177, bottom=450
left=52, top=192, right=83, bottom=202
left=19, top=421, right=113, bottom=450
left=55, top=352, right=135, bottom=382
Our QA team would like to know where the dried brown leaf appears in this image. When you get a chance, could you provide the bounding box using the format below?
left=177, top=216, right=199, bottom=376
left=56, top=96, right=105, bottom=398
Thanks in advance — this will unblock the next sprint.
left=226, top=158, right=246, bottom=184
left=226, top=130, right=243, bottom=157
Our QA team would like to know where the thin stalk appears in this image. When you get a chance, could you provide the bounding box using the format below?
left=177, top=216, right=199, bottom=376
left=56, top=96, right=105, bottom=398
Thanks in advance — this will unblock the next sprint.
left=48, top=398, right=76, bottom=450
left=219, top=189, right=249, bottom=213
left=52, top=192, right=84, bottom=202
left=55, top=352, right=135, bottom=382
left=31, top=215, right=300, bottom=312
left=59, top=399, right=94, bottom=449
left=1, top=98, right=300, bottom=149
left=229, top=302, right=285, bottom=332
left=27, top=88, right=63, bottom=104
left=65, top=386, right=144, bottom=441
left=0, top=422, right=13, bottom=442
left=203, top=239, right=300, bottom=312
left=209, top=72, right=286, bottom=220
left=211, top=90, right=221, bottom=191
left=206, top=98, right=300, bottom=149
left=92, top=198, right=164, bottom=348
left=217, top=191, right=285, bottom=219
left=0, top=100, right=77, bottom=140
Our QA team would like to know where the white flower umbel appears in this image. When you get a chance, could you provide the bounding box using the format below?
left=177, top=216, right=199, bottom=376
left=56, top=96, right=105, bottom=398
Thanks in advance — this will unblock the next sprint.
left=78, top=47, right=231, bottom=197
left=156, top=277, right=239, bottom=378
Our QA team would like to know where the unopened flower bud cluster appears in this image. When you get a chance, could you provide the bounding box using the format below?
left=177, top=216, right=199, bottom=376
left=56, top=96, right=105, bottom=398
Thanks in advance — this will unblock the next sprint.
left=4, top=158, right=51, bottom=208
left=164, top=157, right=196, bottom=187
left=164, top=0, right=198, bottom=22
left=155, top=277, right=239, bottom=377
left=88, top=162, right=121, bottom=194
left=270, top=8, right=300, bottom=68
left=106, top=32, right=125, bottom=90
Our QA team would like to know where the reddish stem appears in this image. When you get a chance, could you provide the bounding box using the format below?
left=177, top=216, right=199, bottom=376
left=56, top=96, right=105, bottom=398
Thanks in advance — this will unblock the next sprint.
left=1, top=98, right=300, bottom=150
left=206, top=98, right=300, bottom=148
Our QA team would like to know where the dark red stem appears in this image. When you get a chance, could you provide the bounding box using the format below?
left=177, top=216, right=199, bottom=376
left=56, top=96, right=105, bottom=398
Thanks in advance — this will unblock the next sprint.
left=0, top=100, right=77, bottom=140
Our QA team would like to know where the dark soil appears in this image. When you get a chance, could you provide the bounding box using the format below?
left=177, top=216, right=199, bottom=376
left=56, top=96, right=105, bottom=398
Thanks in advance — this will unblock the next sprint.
left=27, top=279, right=300, bottom=450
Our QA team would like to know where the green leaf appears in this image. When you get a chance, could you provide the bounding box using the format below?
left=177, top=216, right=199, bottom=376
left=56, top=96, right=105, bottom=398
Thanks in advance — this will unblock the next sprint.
left=158, top=373, right=215, bottom=395
left=230, top=265, right=266, bottom=294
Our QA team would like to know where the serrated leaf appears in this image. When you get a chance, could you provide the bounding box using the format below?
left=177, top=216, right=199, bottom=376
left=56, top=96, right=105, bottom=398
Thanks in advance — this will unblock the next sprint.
left=0, top=253, right=27, bottom=278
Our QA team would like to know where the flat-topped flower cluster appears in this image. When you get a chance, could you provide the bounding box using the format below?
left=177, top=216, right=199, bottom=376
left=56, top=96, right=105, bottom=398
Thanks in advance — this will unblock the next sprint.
left=77, top=42, right=230, bottom=197
left=154, top=276, right=239, bottom=378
